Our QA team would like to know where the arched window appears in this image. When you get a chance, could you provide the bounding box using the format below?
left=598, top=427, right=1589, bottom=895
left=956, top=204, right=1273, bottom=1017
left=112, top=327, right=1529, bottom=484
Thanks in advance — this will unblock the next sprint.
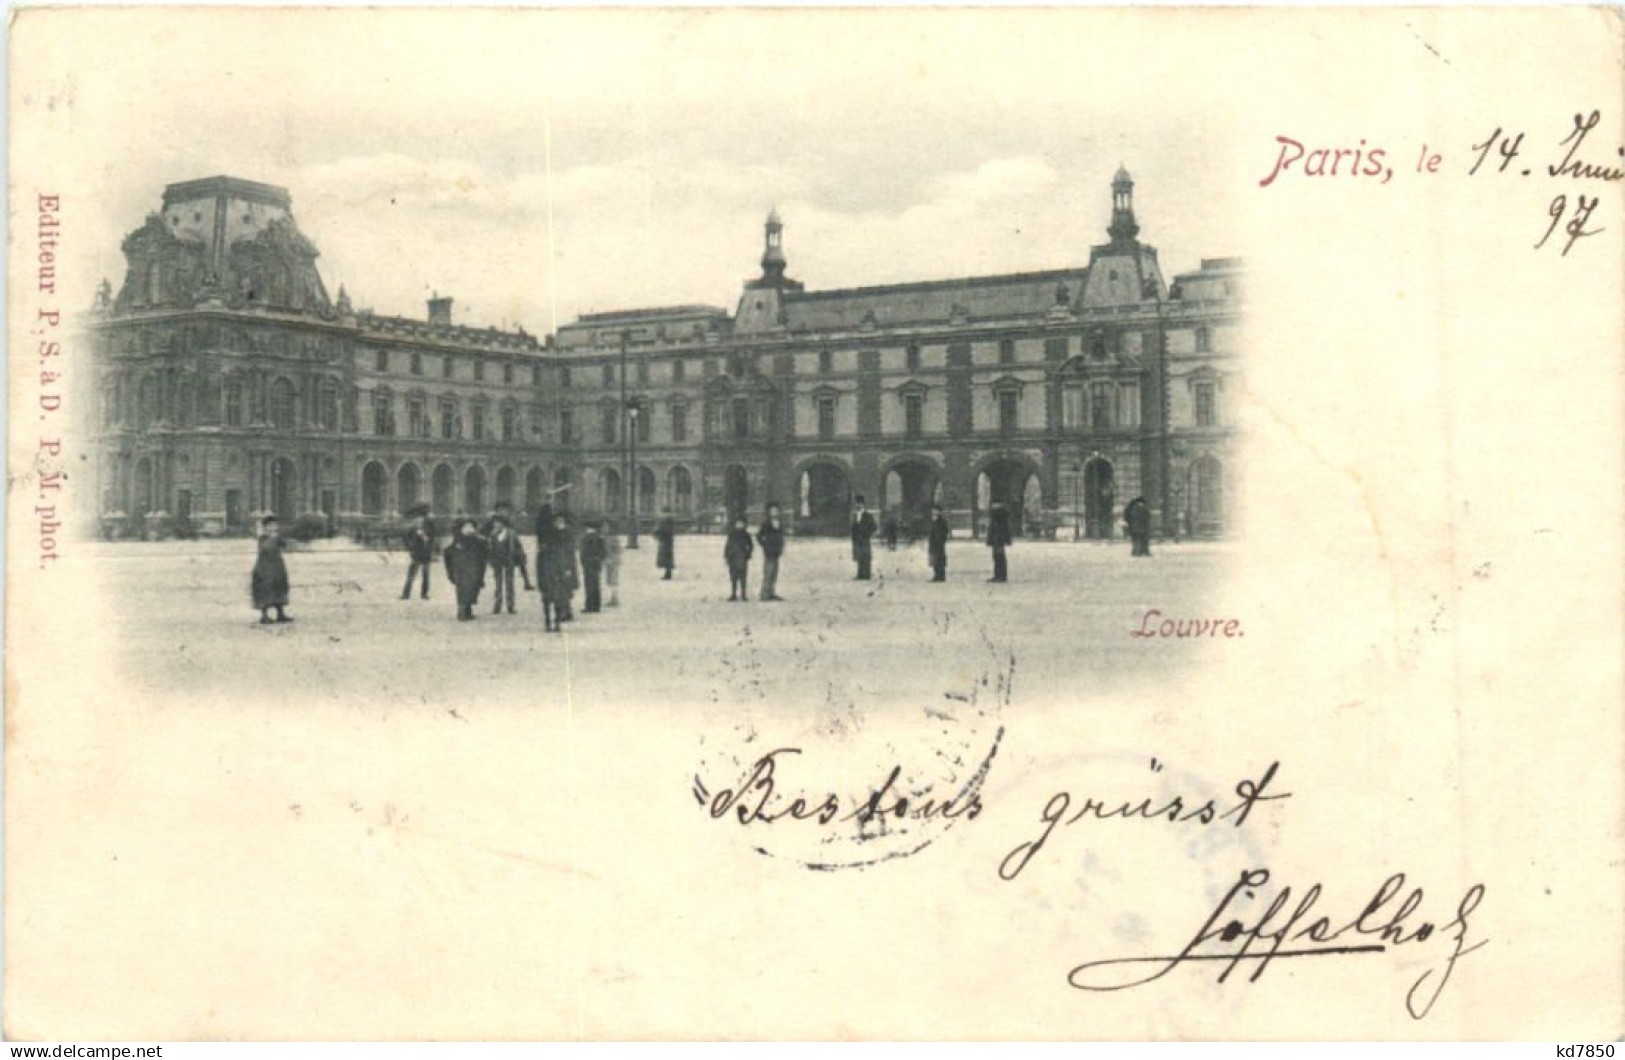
left=464, top=465, right=486, bottom=512
left=637, top=466, right=656, bottom=514
left=599, top=467, right=622, bottom=513
left=361, top=461, right=388, bottom=516
left=319, top=384, right=339, bottom=431
left=269, top=378, right=296, bottom=430
left=668, top=465, right=694, bottom=514
left=1192, top=457, right=1223, bottom=521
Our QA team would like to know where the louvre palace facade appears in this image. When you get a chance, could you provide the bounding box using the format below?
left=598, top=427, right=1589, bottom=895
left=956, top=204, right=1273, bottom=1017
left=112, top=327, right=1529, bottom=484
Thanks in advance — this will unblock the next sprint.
left=87, top=170, right=1240, bottom=540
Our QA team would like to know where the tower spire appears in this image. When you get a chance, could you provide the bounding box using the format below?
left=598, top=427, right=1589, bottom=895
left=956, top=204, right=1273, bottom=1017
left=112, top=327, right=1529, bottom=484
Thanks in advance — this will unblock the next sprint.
left=760, top=206, right=787, bottom=284
left=1108, top=164, right=1139, bottom=246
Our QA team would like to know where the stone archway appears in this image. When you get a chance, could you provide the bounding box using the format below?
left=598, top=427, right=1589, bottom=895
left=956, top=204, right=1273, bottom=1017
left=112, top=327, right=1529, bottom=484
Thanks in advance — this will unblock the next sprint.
left=796, top=460, right=851, bottom=535
left=1188, top=455, right=1224, bottom=536
left=724, top=464, right=750, bottom=520
left=1083, top=457, right=1115, bottom=539
left=360, top=460, right=388, bottom=517
left=973, top=455, right=1038, bottom=537
left=464, top=464, right=486, bottom=514
left=431, top=463, right=455, bottom=515
left=882, top=456, right=941, bottom=538
left=397, top=463, right=423, bottom=514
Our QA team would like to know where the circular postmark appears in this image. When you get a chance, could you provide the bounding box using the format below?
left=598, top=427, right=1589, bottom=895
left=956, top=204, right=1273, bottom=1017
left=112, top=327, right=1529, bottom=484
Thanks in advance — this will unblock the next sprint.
left=693, top=605, right=1012, bottom=871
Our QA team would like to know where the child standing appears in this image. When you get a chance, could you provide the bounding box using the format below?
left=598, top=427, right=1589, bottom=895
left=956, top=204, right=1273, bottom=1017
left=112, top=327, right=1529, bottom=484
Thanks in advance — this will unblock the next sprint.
left=603, top=521, right=623, bottom=608
left=724, top=516, right=754, bottom=602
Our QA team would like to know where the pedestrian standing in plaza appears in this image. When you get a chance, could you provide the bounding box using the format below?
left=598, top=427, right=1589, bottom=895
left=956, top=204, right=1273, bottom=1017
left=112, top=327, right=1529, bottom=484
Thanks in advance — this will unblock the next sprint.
left=1124, top=496, right=1153, bottom=558
left=927, top=503, right=950, bottom=583
left=757, top=502, right=786, bottom=601
left=851, top=496, right=877, bottom=580
left=534, top=502, right=556, bottom=550
left=603, top=521, right=623, bottom=608
left=399, top=509, right=435, bottom=601
left=579, top=522, right=607, bottom=613
left=537, top=515, right=570, bottom=633
left=655, top=512, right=676, bottom=580
left=251, top=515, right=292, bottom=624
left=883, top=513, right=899, bottom=552
left=487, top=506, right=528, bottom=615
left=986, top=501, right=1012, bottom=583
left=555, top=513, right=579, bottom=622
left=725, top=516, right=754, bottom=602
left=443, top=518, right=489, bottom=622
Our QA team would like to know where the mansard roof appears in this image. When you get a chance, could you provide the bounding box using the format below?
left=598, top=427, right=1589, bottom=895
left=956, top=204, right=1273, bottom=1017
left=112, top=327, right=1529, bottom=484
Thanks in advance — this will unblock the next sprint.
left=357, top=311, right=542, bottom=354
left=555, top=303, right=730, bottom=349
left=780, top=267, right=1090, bottom=332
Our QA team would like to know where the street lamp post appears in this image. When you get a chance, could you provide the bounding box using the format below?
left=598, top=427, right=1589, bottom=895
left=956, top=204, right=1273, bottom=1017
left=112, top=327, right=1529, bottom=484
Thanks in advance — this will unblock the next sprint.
left=1152, top=287, right=1172, bottom=540
left=619, top=330, right=636, bottom=547
left=627, top=402, right=641, bottom=549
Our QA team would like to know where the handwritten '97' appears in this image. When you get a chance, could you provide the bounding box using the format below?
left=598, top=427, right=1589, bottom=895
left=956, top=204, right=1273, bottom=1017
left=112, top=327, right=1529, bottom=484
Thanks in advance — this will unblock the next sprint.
left=1470, top=112, right=1618, bottom=256
left=1258, top=110, right=1621, bottom=256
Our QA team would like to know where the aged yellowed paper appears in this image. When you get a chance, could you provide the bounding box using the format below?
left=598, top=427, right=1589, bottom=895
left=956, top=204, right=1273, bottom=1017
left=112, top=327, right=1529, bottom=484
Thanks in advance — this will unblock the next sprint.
left=6, top=6, right=1622, bottom=1040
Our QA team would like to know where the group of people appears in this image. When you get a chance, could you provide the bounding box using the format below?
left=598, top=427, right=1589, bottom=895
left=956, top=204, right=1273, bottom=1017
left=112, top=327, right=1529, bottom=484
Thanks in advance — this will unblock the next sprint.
left=250, top=492, right=1159, bottom=625
left=406, top=502, right=630, bottom=631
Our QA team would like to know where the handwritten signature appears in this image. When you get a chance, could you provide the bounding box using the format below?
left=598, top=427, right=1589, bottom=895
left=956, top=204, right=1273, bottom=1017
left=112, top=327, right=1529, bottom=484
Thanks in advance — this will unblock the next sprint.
left=1067, top=868, right=1487, bottom=1020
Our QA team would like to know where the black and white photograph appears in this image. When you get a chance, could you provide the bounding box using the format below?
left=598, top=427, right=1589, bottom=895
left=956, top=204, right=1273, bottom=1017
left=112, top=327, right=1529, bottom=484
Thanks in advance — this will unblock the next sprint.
left=5, top=6, right=1621, bottom=1044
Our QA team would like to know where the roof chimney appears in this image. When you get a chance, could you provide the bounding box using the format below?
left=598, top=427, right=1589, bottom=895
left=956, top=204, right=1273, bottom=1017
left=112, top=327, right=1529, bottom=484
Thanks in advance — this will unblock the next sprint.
left=427, top=293, right=454, bottom=326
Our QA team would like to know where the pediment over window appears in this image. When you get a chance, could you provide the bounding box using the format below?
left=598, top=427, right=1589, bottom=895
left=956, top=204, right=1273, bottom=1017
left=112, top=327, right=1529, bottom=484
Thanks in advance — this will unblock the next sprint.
left=894, top=379, right=929, bottom=401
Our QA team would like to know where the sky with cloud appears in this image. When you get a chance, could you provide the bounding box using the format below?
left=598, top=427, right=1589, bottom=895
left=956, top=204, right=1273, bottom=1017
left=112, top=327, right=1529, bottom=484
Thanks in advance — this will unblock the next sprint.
left=65, top=8, right=1249, bottom=336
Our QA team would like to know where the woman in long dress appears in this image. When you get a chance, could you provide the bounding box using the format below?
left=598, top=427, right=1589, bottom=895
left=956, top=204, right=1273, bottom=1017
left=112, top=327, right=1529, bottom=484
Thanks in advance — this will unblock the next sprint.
left=251, top=515, right=292, bottom=624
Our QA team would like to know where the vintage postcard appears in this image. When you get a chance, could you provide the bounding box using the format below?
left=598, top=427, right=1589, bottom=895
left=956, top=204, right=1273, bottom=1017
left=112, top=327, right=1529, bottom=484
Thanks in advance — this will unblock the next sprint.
left=6, top=6, right=1622, bottom=1041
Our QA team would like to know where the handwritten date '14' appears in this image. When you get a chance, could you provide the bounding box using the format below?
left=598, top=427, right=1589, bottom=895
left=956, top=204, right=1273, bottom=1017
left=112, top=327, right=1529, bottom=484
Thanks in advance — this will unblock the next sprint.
left=1260, top=110, right=1620, bottom=255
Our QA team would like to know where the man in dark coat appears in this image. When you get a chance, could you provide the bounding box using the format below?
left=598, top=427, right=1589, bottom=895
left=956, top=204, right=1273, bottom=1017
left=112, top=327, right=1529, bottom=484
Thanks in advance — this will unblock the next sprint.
left=1124, top=496, right=1153, bottom=558
left=655, top=513, right=676, bottom=580
left=443, top=518, right=489, bottom=621
left=724, top=516, right=754, bottom=601
left=555, top=513, right=579, bottom=622
left=487, top=507, right=528, bottom=614
left=400, top=511, right=435, bottom=600
left=757, top=502, right=786, bottom=601
left=579, top=522, right=608, bottom=613
left=251, top=515, right=292, bottom=624
left=986, top=501, right=1013, bottom=583
left=534, top=503, right=556, bottom=549
left=927, top=503, right=950, bottom=583
left=850, top=496, right=877, bottom=580
left=537, top=513, right=572, bottom=632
